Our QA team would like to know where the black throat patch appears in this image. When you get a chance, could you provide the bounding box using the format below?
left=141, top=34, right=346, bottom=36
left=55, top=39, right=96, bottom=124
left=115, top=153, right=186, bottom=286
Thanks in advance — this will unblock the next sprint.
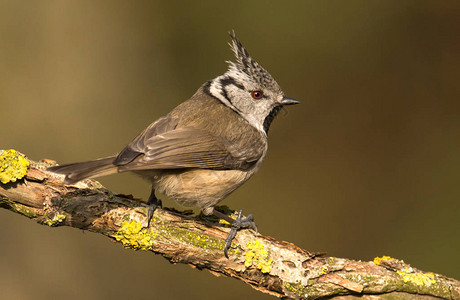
left=263, top=106, right=282, bottom=133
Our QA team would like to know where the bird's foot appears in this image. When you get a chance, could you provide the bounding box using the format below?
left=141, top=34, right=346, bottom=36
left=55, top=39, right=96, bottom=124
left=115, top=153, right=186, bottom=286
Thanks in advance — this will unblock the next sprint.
left=146, top=193, right=162, bottom=227
left=224, top=209, right=257, bottom=258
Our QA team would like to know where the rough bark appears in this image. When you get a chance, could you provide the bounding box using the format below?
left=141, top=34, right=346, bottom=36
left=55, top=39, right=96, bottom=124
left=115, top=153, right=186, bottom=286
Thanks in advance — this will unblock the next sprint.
left=0, top=154, right=458, bottom=299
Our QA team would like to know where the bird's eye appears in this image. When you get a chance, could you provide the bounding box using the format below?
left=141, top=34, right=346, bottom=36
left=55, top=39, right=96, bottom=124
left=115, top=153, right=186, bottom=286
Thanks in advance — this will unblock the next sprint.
left=251, top=91, right=263, bottom=99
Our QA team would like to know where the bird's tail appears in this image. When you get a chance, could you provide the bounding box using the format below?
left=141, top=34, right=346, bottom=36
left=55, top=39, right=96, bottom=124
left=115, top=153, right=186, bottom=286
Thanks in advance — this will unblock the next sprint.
left=48, top=156, right=118, bottom=184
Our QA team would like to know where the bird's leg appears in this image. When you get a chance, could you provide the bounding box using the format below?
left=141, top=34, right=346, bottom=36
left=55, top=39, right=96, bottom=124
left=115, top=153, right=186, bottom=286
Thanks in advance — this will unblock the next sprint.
left=146, top=187, right=162, bottom=227
left=213, top=209, right=257, bottom=258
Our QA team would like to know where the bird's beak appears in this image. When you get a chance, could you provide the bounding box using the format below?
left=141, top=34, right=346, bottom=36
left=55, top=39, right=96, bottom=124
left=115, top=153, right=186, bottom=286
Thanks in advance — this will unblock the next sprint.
left=281, top=97, right=300, bottom=106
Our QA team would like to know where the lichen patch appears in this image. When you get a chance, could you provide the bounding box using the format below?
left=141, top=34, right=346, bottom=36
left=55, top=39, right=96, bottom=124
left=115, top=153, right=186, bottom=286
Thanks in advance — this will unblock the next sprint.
left=0, top=149, right=29, bottom=184
left=373, top=255, right=437, bottom=287
left=44, top=213, right=66, bottom=227
left=114, top=220, right=158, bottom=251
left=244, top=240, right=273, bottom=273
left=373, top=255, right=396, bottom=265
left=397, top=269, right=436, bottom=286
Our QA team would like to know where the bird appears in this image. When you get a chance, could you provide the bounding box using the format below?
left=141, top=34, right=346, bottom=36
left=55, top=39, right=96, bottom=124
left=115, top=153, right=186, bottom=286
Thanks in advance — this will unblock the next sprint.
left=48, top=31, right=299, bottom=257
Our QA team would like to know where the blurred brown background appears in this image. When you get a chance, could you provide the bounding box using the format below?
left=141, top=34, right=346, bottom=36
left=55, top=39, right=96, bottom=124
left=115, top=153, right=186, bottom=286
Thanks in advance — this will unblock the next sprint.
left=1, top=1, right=459, bottom=299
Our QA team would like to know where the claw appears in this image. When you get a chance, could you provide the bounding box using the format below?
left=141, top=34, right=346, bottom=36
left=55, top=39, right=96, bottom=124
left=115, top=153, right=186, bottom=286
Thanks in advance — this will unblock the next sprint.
left=146, top=188, right=162, bottom=227
left=147, top=201, right=161, bottom=227
left=221, top=209, right=257, bottom=258
left=224, top=227, right=238, bottom=258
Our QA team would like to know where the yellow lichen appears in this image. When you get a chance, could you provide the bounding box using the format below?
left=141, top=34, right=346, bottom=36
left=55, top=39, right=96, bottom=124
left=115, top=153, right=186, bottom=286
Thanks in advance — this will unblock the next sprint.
left=113, top=220, right=157, bottom=251
left=44, top=213, right=66, bottom=226
left=218, top=208, right=239, bottom=226
left=397, top=269, right=436, bottom=286
left=373, top=255, right=396, bottom=265
left=219, top=219, right=231, bottom=226
left=244, top=240, right=272, bottom=273
left=0, top=149, right=29, bottom=184
left=373, top=256, right=436, bottom=287
left=284, top=281, right=309, bottom=299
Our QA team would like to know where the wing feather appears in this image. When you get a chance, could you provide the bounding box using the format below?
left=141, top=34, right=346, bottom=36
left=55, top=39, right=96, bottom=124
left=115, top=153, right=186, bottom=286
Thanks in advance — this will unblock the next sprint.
left=113, top=116, right=179, bottom=165
left=117, top=127, right=262, bottom=171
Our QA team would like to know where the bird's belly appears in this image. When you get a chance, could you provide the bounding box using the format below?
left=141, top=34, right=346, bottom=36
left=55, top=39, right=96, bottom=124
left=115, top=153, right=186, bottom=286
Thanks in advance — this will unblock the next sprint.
left=138, top=169, right=250, bottom=211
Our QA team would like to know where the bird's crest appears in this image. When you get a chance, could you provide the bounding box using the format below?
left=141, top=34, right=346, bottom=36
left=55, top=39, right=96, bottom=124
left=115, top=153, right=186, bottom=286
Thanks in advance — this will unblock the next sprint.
left=227, top=31, right=281, bottom=92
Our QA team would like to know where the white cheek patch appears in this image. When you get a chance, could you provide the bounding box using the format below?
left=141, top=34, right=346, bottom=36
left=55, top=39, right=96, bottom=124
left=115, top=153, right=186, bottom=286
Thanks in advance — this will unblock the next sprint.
left=209, top=79, right=231, bottom=107
left=208, top=74, right=269, bottom=135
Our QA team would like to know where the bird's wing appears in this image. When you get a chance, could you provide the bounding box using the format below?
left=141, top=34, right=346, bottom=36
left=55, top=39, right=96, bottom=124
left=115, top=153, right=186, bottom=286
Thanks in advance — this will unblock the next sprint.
left=113, top=115, right=180, bottom=165
left=116, top=127, right=264, bottom=171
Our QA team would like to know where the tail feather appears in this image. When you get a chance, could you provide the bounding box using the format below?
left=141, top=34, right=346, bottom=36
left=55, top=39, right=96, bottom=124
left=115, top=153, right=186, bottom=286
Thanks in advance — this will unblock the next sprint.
left=48, top=156, right=118, bottom=184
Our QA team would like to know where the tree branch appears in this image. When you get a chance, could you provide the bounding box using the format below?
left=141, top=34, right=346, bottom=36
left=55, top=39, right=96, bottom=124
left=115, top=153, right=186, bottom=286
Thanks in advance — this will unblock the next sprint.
left=0, top=151, right=458, bottom=299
